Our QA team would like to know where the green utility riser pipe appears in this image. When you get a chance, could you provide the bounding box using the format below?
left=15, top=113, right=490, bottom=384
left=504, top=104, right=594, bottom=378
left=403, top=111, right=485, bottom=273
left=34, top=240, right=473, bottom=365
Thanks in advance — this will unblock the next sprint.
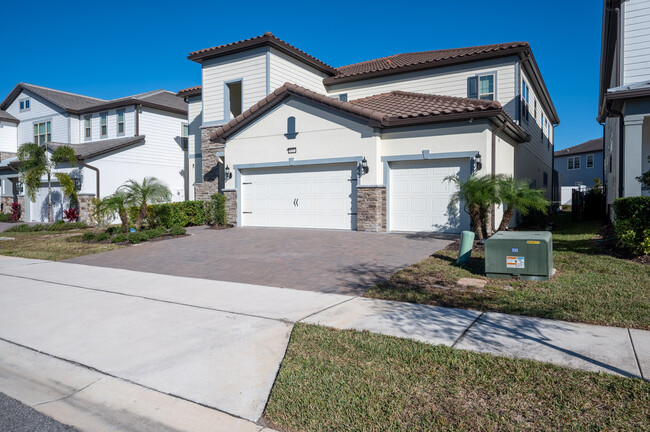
left=457, top=230, right=475, bottom=264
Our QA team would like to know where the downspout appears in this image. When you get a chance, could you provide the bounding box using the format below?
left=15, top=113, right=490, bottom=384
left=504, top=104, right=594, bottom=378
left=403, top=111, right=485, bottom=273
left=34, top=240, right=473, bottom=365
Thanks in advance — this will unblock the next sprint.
left=608, top=108, right=625, bottom=198
left=135, top=104, right=141, bottom=136
left=78, top=160, right=100, bottom=199
left=491, top=122, right=507, bottom=233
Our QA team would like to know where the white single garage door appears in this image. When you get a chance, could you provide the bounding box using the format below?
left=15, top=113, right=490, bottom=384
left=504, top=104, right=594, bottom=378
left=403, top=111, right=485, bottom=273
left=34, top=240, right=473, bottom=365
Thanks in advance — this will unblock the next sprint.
left=389, top=159, right=470, bottom=233
left=241, top=163, right=357, bottom=230
left=31, top=183, right=67, bottom=222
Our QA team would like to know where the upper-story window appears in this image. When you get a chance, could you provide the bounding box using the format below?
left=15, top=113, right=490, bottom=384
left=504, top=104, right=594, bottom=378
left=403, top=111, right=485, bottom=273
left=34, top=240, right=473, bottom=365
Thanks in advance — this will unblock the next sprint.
left=100, top=112, right=108, bottom=138
left=586, top=154, right=594, bottom=168
left=33, top=121, right=51, bottom=144
left=19, top=99, right=31, bottom=112
left=84, top=116, right=92, bottom=140
left=534, top=100, right=537, bottom=121
left=226, top=80, right=243, bottom=119
left=567, top=156, right=580, bottom=170
left=521, top=81, right=530, bottom=121
left=181, top=123, right=189, bottom=150
left=478, top=74, right=495, bottom=101
left=117, top=110, right=125, bottom=136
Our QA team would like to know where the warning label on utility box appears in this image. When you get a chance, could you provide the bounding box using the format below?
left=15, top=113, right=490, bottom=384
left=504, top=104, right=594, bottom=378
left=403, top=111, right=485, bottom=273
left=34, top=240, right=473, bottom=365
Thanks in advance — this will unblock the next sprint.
left=506, top=256, right=525, bottom=269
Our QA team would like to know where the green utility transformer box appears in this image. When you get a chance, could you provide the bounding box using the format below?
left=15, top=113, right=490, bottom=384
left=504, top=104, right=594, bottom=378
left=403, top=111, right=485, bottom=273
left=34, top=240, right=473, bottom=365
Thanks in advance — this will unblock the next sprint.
left=485, top=231, right=553, bottom=281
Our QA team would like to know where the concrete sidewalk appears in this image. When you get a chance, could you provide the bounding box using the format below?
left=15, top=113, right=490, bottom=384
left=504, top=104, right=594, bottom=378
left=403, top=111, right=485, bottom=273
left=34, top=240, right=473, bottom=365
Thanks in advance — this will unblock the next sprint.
left=0, top=256, right=647, bottom=430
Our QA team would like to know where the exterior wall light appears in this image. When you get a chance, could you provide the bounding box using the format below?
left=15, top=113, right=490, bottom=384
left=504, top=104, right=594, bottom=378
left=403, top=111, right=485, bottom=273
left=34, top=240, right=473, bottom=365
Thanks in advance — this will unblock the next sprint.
left=16, top=181, right=24, bottom=194
left=73, top=177, right=82, bottom=191
left=225, top=165, right=232, bottom=180
left=360, top=157, right=369, bottom=175
left=475, top=152, right=482, bottom=171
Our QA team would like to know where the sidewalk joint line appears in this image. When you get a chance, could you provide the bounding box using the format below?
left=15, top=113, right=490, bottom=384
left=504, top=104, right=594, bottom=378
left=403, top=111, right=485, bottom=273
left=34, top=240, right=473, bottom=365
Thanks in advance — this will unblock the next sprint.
left=627, top=328, right=645, bottom=380
left=297, top=296, right=357, bottom=323
left=452, top=311, right=484, bottom=348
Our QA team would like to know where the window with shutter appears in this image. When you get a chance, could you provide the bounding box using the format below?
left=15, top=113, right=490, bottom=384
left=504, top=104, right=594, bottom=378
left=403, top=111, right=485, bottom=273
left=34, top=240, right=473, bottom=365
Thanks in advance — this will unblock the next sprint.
left=467, top=76, right=478, bottom=99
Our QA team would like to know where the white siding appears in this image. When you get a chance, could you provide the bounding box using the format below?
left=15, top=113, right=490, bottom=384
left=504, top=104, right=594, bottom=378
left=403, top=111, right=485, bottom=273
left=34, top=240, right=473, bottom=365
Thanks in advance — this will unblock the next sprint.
left=4, top=90, right=68, bottom=146
left=79, top=106, right=136, bottom=142
left=269, top=48, right=328, bottom=93
left=201, top=48, right=268, bottom=123
left=623, top=0, right=650, bottom=85
left=326, top=57, right=518, bottom=118
left=69, top=115, right=80, bottom=144
left=187, top=95, right=202, bottom=200
left=0, top=122, right=17, bottom=154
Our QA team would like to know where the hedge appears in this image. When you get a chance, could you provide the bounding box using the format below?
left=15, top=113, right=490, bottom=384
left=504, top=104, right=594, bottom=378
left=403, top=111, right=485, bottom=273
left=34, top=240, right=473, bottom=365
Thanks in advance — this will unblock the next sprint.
left=5, top=221, right=88, bottom=233
left=613, top=196, right=650, bottom=255
left=127, top=201, right=206, bottom=229
left=204, top=193, right=227, bottom=226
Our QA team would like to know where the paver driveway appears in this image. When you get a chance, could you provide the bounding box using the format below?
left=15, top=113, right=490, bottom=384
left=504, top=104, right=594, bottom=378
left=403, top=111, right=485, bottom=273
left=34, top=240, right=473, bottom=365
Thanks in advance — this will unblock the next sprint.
left=68, top=226, right=454, bottom=295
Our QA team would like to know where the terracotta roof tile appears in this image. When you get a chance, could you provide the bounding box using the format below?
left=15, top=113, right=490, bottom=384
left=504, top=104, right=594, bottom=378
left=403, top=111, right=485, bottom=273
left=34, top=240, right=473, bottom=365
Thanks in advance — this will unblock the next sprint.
left=177, top=85, right=202, bottom=97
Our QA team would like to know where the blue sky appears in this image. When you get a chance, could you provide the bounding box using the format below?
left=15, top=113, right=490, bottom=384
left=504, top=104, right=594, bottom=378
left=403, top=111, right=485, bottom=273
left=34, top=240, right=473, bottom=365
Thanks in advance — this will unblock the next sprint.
left=1, top=0, right=601, bottom=150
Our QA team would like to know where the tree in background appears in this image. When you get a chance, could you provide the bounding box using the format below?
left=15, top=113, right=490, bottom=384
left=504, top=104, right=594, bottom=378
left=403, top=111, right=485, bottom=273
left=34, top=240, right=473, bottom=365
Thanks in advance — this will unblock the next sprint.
left=445, top=174, right=499, bottom=241
left=496, top=176, right=549, bottom=232
left=121, top=177, right=172, bottom=228
left=17, top=143, right=78, bottom=223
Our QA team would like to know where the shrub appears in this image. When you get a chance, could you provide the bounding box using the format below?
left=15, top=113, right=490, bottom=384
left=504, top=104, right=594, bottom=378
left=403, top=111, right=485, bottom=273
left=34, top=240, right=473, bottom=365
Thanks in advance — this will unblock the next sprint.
left=145, top=201, right=205, bottom=228
left=0, top=213, right=9, bottom=222
left=10, top=202, right=21, bottom=222
left=144, top=228, right=164, bottom=239
left=205, top=194, right=227, bottom=226
left=105, top=226, right=122, bottom=235
left=63, top=207, right=80, bottom=222
left=111, top=233, right=127, bottom=243
left=613, top=197, right=650, bottom=255
left=4, top=222, right=89, bottom=233
left=128, top=232, right=148, bottom=244
left=82, top=232, right=96, bottom=241
left=95, top=232, right=111, bottom=242
left=168, top=225, right=187, bottom=236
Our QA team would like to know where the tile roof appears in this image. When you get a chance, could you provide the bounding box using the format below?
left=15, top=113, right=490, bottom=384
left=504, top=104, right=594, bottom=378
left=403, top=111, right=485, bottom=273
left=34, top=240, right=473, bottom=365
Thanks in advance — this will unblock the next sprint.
left=210, top=83, right=528, bottom=143
left=325, top=42, right=530, bottom=84
left=554, top=138, right=603, bottom=157
left=187, top=32, right=337, bottom=75
left=47, top=136, right=146, bottom=160
left=0, top=110, right=18, bottom=124
left=0, top=84, right=186, bottom=116
left=177, top=85, right=202, bottom=97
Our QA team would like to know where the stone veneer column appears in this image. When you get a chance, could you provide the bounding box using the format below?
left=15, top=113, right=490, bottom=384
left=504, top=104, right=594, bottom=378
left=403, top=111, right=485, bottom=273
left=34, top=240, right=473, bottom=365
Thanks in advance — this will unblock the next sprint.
left=1, top=196, right=13, bottom=214
left=356, top=185, right=386, bottom=232
left=77, top=194, right=96, bottom=223
left=194, top=127, right=223, bottom=201
left=222, top=189, right=237, bottom=226
left=18, top=196, right=25, bottom=221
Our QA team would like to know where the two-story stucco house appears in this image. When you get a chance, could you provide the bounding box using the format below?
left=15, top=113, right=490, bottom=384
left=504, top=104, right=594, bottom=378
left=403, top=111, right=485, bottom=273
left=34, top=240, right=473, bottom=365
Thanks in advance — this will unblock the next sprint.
left=599, top=0, right=650, bottom=219
left=183, top=32, right=559, bottom=233
left=554, top=138, right=604, bottom=204
left=0, top=83, right=188, bottom=222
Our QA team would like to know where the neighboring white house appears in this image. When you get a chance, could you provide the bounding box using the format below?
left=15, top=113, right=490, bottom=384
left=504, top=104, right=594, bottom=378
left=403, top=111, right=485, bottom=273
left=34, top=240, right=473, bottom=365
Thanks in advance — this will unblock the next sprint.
left=0, top=83, right=188, bottom=222
left=183, top=32, right=559, bottom=233
left=599, top=0, right=650, bottom=219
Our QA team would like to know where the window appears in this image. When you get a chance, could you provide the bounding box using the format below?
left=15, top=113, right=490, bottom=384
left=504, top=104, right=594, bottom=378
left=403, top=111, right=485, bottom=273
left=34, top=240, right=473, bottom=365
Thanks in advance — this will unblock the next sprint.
left=541, top=115, right=544, bottom=139
left=226, top=80, right=242, bottom=119
left=181, top=123, right=189, bottom=151
left=478, top=74, right=495, bottom=100
left=100, top=112, right=108, bottom=137
left=521, top=81, right=529, bottom=121
left=567, top=156, right=580, bottom=170
left=19, top=99, right=30, bottom=112
left=543, top=172, right=548, bottom=187
left=84, top=116, right=92, bottom=140
left=586, top=154, right=594, bottom=168
left=33, top=121, right=51, bottom=144
left=534, top=100, right=537, bottom=121
left=117, top=110, right=125, bottom=135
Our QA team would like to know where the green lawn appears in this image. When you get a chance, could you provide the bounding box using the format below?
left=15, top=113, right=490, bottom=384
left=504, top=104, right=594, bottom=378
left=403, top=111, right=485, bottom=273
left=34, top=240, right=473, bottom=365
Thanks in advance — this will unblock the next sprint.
left=0, top=230, right=122, bottom=261
left=265, top=324, right=649, bottom=432
left=365, top=213, right=650, bottom=329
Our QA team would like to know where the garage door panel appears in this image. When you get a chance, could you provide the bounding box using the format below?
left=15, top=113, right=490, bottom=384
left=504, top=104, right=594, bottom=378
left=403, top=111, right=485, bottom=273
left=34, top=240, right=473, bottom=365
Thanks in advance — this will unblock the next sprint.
left=389, top=160, right=469, bottom=233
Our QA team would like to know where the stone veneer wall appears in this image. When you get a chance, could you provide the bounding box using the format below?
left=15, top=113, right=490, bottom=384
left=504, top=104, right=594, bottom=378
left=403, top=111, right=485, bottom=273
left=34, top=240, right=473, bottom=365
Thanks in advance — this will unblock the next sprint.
left=356, top=185, right=386, bottom=232
left=1, top=196, right=25, bottom=221
left=195, top=126, right=223, bottom=201
left=0, top=152, right=17, bottom=162
left=222, top=189, right=237, bottom=226
left=77, top=194, right=96, bottom=223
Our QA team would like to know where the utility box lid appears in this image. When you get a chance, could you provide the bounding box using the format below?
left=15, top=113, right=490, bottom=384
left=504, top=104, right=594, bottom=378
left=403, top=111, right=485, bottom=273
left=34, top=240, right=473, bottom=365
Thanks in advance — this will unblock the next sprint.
left=485, top=231, right=553, bottom=281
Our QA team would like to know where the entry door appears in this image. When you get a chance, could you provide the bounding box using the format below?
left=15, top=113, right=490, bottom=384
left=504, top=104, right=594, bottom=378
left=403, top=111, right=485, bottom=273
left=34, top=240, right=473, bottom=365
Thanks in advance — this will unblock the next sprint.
left=241, top=164, right=357, bottom=230
left=389, top=159, right=470, bottom=233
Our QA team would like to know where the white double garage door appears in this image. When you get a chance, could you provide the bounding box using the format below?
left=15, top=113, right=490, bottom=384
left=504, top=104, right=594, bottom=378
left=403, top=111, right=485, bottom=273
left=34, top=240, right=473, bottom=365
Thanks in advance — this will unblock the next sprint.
left=240, top=159, right=469, bottom=232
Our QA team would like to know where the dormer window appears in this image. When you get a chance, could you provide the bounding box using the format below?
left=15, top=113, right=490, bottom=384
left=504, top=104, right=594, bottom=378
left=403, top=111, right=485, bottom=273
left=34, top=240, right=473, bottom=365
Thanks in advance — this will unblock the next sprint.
left=226, top=80, right=243, bottom=119
left=19, top=98, right=31, bottom=112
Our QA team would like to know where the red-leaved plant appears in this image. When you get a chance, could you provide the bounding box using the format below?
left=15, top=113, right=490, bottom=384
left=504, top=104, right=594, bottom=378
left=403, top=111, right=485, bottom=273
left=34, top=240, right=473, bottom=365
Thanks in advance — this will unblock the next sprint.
left=63, top=207, right=79, bottom=222
left=10, top=202, right=21, bottom=222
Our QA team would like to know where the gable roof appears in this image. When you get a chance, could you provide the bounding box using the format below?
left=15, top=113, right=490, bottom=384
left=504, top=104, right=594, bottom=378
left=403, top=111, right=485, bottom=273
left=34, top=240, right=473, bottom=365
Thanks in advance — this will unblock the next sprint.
left=46, top=136, right=146, bottom=160
left=554, top=138, right=603, bottom=157
left=177, top=85, right=202, bottom=98
left=0, top=84, right=187, bottom=116
left=210, top=83, right=529, bottom=143
left=327, top=42, right=530, bottom=84
left=0, top=110, right=19, bottom=124
left=187, top=32, right=337, bottom=75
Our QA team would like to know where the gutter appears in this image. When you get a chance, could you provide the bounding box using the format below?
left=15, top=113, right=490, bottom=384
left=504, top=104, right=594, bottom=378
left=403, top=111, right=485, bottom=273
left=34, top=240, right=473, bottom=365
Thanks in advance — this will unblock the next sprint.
left=135, top=104, right=141, bottom=136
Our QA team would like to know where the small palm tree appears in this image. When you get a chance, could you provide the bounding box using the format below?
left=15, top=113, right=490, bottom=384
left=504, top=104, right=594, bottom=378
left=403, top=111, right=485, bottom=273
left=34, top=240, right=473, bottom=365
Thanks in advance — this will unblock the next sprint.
left=101, top=190, right=131, bottom=232
left=445, top=174, right=499, bottom=241
left=18, top=143, right=78, bottom=223
left=496, top=176, right=549, bottom=232
left=122, top=177, right=172, bottom=228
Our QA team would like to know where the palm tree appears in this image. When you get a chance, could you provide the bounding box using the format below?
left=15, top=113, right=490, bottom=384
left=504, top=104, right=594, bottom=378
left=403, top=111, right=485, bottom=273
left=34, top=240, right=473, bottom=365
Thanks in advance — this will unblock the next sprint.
left=17, top=143, right=78, bottom=223
left=121, top=177, right=172, bottom=228
left=100, top=190, right=131, bottom=232
left=496, top=176, right=549, bottom=232
left=445, top=174, right=499, bottom=241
